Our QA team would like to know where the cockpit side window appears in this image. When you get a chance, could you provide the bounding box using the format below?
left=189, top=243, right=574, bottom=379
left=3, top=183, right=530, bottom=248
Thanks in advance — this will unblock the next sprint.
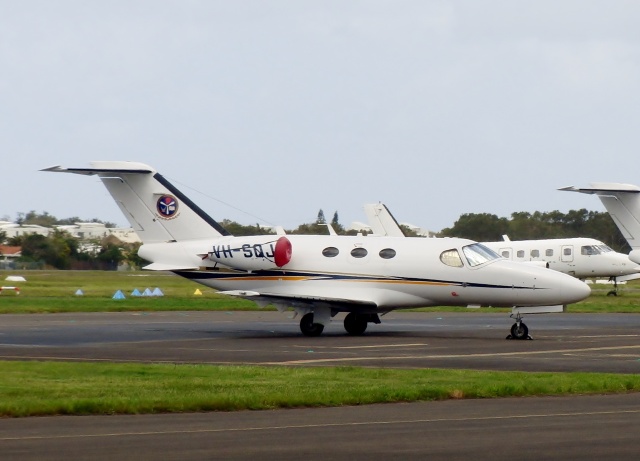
left=440, top=249, right=464, bottom=268
left=462, top=243, right=501, bottom=267
left=581, top=245, right=600, bottom=256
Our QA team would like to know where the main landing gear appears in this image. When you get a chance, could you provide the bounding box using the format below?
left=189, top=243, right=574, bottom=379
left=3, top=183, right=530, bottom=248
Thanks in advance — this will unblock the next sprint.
left=506, top=313, right=532, bottom=340
left=299, top=313, right=324, bottom=337
left=607, top=276, right=619, bottom=296
left=299, top=312, right=381, bottom=336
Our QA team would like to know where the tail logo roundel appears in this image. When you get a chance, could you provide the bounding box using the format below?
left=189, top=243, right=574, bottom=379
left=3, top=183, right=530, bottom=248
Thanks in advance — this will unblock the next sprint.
left=157, top=195, right=178, bottom=219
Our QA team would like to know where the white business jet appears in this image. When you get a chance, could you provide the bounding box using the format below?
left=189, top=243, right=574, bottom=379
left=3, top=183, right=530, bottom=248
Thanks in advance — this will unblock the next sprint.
left=44, top=162, right=590, bottom=339
left=561, top=183, right=640, bottom=266
left=364, top=203, right=639, bottom=296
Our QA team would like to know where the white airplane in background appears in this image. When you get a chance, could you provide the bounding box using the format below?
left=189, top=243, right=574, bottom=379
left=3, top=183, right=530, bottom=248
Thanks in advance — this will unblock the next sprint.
left=363, top=204, right=640, bottom=296
left=483, top=237, right=639, bottom=295
left=561, top=183, right=640, bottom=266
left=44, top=162, right=590, bottom=340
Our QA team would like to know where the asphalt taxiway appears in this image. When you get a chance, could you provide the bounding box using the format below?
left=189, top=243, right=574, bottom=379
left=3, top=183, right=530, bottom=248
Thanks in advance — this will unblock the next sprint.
left=1, top=310, right=640, bottom=460
left=1, top=393, right=639, bottom=460
left=0, top=311, right=639, bottom=372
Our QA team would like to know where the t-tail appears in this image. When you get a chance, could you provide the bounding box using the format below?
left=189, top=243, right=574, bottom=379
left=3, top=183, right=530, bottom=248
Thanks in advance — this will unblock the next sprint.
left=43, top=161, right=231, bottom=270
left=560, top=183, right=640, bottom=264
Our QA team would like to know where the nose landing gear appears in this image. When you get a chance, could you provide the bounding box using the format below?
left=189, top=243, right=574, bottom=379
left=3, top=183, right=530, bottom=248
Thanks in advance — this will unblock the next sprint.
left=507, top=313, right=532, bottom=340
left=606, top=276, right=619, bottom=297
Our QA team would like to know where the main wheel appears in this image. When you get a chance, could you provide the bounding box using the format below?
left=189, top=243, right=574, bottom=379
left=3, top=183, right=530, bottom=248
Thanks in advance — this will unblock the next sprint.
left=300, top=313, right=324, bottom=337
left=344, top=313, right=368, bottom=336
left=510, top=322, right=529, bottom=340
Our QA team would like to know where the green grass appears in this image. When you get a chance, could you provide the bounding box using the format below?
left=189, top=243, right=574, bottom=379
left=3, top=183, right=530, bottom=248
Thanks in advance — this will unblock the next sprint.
left=1, top=360, right=639, bottom=417
left=0, top=270, right=261, bottom=313
left=1, top=271, right=639, bottom=418
left=1, top=270, right=639, bottom=314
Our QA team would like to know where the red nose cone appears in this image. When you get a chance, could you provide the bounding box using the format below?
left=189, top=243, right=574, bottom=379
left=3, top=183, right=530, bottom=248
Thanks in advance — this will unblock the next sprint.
left=274, top=236, right=292, bottom=267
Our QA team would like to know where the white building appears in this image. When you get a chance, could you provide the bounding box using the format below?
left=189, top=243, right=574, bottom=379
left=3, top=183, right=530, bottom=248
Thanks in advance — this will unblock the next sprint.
left=0, top=223, right=52, bottom=238
left=1, top=221, right=140, bottom=243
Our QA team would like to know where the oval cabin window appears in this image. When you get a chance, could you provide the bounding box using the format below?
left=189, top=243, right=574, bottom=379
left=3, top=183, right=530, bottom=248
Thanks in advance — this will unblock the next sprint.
left=350, top=247, right=368, bottom=258
left=322, top=247, right=339, bottom=258
left=379, top=248, right=396, bottom=259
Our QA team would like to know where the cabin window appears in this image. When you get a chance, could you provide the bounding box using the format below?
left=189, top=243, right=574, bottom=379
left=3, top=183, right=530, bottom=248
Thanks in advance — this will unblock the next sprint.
left=501, top=251, right=510, bottom=258
left=563, top=248, right=572, bottom=256
left=350, top=247, right=368, bottom=258
left=462, top=243, right=501, bottom=267
left=516, top=250, right=525, bottom=258
left=379, top=248, right=396, bottom=259
left=440, top=249, right=463, bottom=268
left=545, top=249, right=554, bottom=257
left=322, top=247, right=339, bottom=258
left=531, top=249, right=540, bottom=258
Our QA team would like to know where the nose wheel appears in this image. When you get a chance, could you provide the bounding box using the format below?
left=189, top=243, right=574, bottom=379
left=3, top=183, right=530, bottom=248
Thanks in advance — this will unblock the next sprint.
left=507, top=313, right=532, bottom=340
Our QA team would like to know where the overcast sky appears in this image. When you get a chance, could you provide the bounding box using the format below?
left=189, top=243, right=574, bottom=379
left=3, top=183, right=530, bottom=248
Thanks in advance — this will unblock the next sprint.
left=2, top=1, right=639, bottom=232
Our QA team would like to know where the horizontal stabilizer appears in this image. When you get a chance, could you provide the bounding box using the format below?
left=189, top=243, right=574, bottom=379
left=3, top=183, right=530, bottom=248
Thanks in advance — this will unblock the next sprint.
left=42, top=163, right=155, bottom=175
left=561, top=183, right=640, bottom=247
left=559, top=184, right=640, bottom=194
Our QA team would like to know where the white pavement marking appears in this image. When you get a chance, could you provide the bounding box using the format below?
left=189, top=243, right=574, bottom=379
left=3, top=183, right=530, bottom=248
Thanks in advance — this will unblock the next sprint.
left=269, top=345, right=640, bottom=365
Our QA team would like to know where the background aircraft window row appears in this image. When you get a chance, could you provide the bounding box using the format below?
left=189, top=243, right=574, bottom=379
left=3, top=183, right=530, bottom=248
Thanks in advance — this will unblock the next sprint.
left=517, top=250, right=525, bottom=258
left=546, top=249, right=554, bottom=257
left=531, top=250, right=540, bottom=258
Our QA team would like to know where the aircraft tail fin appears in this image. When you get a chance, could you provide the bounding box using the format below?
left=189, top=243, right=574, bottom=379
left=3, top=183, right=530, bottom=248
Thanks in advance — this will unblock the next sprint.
left=560, top=183, right=640, bottom=249
left=363, top=203, right=406, bottom=237
left=43, top=161, right=230, bottom=244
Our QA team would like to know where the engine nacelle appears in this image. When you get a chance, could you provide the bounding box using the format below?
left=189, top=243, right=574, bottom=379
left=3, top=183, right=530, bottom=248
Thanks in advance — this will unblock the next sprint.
left=207, top=236, right=292, bottom=271
left=629, top=249, right=640, bottom=265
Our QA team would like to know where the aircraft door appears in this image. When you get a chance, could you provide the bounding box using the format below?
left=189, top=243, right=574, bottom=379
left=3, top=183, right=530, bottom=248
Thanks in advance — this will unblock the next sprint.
left=561, top=245, right=574, bottom=262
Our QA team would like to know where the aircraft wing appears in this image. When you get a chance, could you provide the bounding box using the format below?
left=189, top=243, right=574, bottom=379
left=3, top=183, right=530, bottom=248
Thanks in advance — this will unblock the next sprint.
left=218, top=290, right=379, bottom=312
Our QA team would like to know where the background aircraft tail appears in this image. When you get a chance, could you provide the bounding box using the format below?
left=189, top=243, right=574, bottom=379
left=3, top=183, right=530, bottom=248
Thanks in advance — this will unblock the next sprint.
left=363, top=203, right=406, bottom=237
left=43, top=161, right=230, bottom=244
left=561, top=183, right=640, bottom=249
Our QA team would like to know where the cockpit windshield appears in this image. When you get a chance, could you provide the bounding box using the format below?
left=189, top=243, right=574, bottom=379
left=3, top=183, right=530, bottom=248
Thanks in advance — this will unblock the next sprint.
left=462, top=243, right=501, bottom=267
left=581, top=245, right=602, bottom=256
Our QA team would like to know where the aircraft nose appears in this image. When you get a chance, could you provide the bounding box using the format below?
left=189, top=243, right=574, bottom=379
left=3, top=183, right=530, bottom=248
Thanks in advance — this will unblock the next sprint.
left=560, top=275, right=591, bottom=304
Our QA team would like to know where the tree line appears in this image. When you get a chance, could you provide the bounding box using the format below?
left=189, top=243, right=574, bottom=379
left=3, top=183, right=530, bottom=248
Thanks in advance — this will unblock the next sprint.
left=0, top=207, right=630, bottom=270
left=439, top=209, right=630, bottom=253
